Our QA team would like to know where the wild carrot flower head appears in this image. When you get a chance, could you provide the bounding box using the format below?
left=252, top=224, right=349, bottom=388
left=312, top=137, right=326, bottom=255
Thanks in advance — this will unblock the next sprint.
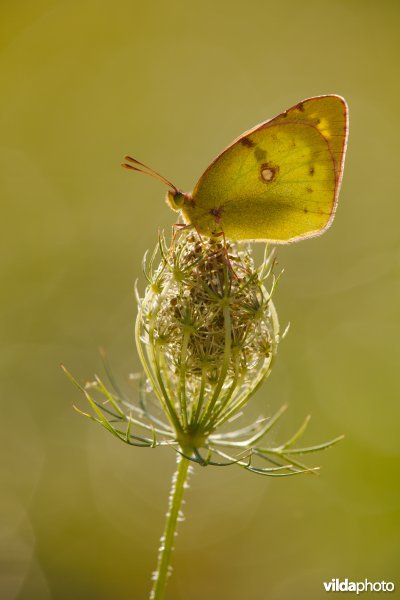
left=67, top=230, right=342, bottom=476
left=138, top=231, right=279, bottom=446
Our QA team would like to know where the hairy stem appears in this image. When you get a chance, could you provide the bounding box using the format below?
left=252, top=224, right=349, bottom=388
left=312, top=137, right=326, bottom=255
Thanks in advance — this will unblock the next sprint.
left=150, top=454, right=191, bottom=600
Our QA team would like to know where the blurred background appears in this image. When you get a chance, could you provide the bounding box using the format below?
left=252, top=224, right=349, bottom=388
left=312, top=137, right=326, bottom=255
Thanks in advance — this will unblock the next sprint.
left=1, top=1, right=399, bottom=598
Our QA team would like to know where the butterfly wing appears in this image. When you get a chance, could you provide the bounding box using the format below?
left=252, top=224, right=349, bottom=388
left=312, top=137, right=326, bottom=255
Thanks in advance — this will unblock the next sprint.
left=182, top=95, right=348, bottom=242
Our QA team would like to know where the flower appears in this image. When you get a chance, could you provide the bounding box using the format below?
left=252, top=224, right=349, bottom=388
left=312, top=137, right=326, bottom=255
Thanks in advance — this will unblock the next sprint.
left=137, top=230, right=278, bottom=448
left=66, top=230, right=343, bottom=476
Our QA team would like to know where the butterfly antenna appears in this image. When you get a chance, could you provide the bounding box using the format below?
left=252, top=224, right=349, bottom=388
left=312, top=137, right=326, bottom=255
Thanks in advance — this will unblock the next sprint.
left=122, top=155, right=178, bottom=192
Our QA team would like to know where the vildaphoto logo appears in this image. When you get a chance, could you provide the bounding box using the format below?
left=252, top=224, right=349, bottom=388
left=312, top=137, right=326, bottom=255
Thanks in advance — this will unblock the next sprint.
left=323, top=579, right=395, bottom=594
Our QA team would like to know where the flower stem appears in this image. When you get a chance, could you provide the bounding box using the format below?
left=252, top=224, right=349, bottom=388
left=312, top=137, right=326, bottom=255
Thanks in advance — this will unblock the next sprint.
left=150, top=454, right=191, bottom=600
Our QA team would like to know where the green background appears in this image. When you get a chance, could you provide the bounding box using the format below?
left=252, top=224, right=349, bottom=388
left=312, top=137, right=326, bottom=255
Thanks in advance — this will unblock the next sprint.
left=1, top=1, right=399, bottom=599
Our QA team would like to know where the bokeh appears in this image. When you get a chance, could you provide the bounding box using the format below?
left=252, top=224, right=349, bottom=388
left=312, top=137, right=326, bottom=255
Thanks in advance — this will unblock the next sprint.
left=1, top=1, right=399, bottom=599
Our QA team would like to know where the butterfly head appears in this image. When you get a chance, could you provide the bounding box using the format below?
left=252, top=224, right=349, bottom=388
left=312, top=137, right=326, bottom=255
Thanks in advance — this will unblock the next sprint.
left=166, top=190, right=189, bottom=212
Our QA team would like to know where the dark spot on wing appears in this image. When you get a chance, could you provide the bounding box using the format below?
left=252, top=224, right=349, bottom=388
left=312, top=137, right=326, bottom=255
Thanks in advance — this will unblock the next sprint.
left=241, top=137, right=255, bottom=147
left=296, top=102, right=305, bottom=112
left=210, top=206, right=223, bottom=224
left=306, top=187, right=313, bottom=193
left=303, top=208, right=308, bottom=213
left=309, top=166, right=315, bottom=176
left=254, top=147, right=266, bottom=161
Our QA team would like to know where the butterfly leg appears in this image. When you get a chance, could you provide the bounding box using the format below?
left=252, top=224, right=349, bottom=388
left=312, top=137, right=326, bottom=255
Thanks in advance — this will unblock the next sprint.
left=221, top=231, right=238, bottom=278
left=192, top=225, right=205, bottom=246
left=171, top=222, right=190, bottom=254
left=209, top=231, right=238, bottom=278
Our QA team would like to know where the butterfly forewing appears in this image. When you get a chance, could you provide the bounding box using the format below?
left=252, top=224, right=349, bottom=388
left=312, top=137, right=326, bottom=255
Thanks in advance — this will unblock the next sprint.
left=182, top=95, right=348, bottom=242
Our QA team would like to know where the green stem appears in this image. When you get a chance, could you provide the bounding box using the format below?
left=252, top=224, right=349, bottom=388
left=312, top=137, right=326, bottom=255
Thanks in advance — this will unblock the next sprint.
left=200, top=303, right=231, bottom=428
left=150, top=454, right=191, bottom=600
left=179, top=328, right=191, bottom=428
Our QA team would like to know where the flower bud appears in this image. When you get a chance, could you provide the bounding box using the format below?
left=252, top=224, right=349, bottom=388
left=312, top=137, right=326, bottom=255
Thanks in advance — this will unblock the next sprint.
left=137, top=231, right=280, bottom=446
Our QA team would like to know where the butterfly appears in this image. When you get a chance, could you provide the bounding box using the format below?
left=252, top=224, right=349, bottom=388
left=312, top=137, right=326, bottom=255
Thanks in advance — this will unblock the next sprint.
left=122, top=95, right=348, bottom=243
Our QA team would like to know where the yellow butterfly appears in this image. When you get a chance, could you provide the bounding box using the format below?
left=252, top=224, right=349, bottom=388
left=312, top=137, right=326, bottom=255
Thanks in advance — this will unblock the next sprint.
left=123, top=95, right=348, bottom=243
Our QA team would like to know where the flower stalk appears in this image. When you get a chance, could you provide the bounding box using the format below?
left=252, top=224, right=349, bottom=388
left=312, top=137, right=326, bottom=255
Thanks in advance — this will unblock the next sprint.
left=150, top=455, right=190, bottom=600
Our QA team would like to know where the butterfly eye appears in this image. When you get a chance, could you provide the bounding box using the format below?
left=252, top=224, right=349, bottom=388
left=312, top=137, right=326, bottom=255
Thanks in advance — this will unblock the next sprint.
left=166, top=190, right=185, bottom=211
